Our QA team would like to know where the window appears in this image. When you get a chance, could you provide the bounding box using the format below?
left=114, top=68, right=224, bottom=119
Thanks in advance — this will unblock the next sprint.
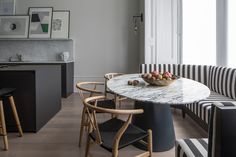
left=227, top=0, right=236, bottom=68
left=182, top=0, right=216, bottom=65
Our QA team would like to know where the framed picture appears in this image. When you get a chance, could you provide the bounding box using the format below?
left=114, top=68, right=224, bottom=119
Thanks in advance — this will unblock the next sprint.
left=0, top=15, right=29, bottom=38
left=52, top=11, right=70, bottom=39
left=28, top=7, right=53, bottom=38
left=0, top=0, right=15, bottom=15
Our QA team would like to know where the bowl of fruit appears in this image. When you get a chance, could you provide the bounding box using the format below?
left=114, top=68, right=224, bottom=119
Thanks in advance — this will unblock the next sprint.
left=141, top=71, right=179, bottom=86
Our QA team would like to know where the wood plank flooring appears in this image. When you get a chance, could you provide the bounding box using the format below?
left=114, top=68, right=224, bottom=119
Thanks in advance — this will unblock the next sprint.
left=0, top=93, right=207, bottom=157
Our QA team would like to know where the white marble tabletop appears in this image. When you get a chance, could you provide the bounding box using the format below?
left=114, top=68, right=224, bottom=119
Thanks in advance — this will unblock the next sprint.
left=107, top=74, right=210, bottom=105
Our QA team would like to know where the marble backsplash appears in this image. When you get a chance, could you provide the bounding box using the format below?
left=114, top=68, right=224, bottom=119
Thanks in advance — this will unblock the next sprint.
left=0, top=39, right=74, bottom=62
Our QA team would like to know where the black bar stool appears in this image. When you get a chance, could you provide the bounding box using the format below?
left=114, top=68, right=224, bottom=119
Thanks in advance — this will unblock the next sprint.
left=0, top=88, right=23, bottom=150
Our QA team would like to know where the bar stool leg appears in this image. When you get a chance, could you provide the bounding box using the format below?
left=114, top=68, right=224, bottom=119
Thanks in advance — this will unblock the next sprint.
left=8, top=96, right=23, bottom=137
left=0, top=100, right=8, bottom=150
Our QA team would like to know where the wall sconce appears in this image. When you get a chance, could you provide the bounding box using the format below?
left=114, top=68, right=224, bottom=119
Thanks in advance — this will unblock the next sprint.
left=133, top=13, right=143, bottom=34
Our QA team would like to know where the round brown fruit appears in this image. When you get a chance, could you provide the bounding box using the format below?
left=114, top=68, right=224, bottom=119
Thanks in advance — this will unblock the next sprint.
left=151, top=71, right=159, bottom=77
left=128, top=80, right=133, bottom=85
left=151, top=77, right=156, bottom=81
left=133, top=80, right=139, bottom=86
left=147, top=73, right=152, bottom=79
left=157, top=74, right=163, bottom=80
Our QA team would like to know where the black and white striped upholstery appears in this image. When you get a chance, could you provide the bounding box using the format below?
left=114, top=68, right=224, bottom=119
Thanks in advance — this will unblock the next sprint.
left=208, top=101, right=236, bottom=157
left=140, top=64, right=210, bottom=85
left=176, top=138, right=208, bottom=157
left=209, top=66, right=236, bottom=99
left=185, top=91, right=234, bottom=124
left=176, top=102, right=236, bottom=157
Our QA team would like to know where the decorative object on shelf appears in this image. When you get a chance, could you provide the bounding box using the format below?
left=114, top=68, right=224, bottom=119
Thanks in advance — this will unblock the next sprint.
left=0, top=15, right=29, bottom=38
left=59, top=51, right=70, bottom=61
left=52, top=11, right=70, bottom=39
left=0, top=0, right=15, bottom=15
left=28, top=7, right=53, bottom=38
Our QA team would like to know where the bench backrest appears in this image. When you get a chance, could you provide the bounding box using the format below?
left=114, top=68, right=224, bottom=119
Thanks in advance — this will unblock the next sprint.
left=209, top=66, right=236, bottom=99
left=208, top=102, right=236, bottom=157
left=140, top=64, right=210, bottom=86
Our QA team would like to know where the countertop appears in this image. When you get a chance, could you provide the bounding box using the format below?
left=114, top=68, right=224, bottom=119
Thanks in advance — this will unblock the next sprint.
left=0, top=65, right=61, bottom=71
left=0, top=60, right=74, bottom=64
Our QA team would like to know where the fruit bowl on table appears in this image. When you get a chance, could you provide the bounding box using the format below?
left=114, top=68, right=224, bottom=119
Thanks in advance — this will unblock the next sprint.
left=141, top=71, right=179, bottom=86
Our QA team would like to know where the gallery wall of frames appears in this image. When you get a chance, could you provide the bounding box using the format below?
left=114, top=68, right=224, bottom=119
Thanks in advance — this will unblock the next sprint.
left=0, top=1, right=70, bottom=39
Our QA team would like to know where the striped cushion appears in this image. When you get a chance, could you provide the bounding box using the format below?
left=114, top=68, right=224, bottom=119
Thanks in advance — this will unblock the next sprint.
left=140, top=64, right=178, bottom=75
left=185, top=91, right=235, bottom=124
left=208, top=102, right=236, bottom=157
left=177, top=65, right=210, bottom=86
left=209, top=66, right=236, bottom=99
left=175, top=138, right=208, bottom=157
left=140, top=64, right=210, bottom=85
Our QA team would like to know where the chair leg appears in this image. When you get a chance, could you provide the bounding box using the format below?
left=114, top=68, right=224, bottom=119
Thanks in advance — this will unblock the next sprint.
left=182, top=109, right=186, bottom=118
left=147, top=129, right=153, bottom=157
left=85, top=134, right=91, bottom=157
left=112, top=144, right=119, bottom=157
left=79, top=107, right=86, bottom=147
left=112, top=149, right=118, bottom=157
left=0, top=101, right=8, bottom=150
left=8, top=96, right=23, bottom=137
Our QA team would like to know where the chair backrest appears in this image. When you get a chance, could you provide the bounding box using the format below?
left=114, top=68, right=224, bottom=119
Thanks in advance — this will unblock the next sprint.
left=208, top=102, right=236, bottom=157
left=140, top=64, right=211, bottom=86
left=83, top=95, right=143, bottom=145
left=104, top=73, right=124, bottom=97
left=209, top=66, right=236, bottom=99
left=76, top=82, right=104, bottom=100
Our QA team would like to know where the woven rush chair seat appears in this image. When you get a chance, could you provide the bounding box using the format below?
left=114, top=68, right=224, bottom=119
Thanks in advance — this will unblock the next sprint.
left=90, top=118, right=149, bottom=152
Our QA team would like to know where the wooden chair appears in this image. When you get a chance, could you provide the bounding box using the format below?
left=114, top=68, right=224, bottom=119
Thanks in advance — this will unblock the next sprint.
left=104, top=73, right=127, bottom=107
left=0, top=88, right=23, bottom=150
left=76, top=82, right=116, bottom=147
left=83, top=95, right=153, bottom=157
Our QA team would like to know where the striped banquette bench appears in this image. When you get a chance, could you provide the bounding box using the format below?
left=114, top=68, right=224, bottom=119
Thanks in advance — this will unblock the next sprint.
left=175, top=102, right=236, bottom=157
left=140, top=64, right=236, bottom=131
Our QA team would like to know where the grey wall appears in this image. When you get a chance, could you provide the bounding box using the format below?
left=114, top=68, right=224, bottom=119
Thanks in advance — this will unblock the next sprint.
left=139, top=0, right=145, bottom=64
left=16, top=0, right=141, bottom=84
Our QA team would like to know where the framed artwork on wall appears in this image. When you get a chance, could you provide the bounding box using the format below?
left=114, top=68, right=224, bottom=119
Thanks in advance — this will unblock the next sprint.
left=51, top=11, right=70, bottom=39
left=28, top=7, right=53, bottom=38
left=0, top=15, right=29, bottom=38
left=0, top=0, right=15, bottom=15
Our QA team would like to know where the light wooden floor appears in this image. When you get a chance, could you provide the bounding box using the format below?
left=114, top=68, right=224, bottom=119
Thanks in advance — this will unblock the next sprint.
left=0, top=93, right=207, bottom=157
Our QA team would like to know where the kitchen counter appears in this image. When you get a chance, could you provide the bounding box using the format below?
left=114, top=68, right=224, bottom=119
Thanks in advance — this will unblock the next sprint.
left=0, top=61, right=74, bottom=98
left=0, top=65, right=61, bottom=132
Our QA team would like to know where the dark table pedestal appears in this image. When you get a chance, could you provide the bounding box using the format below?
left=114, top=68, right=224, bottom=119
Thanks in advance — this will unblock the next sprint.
left=133, top=101, right=175, bottom=152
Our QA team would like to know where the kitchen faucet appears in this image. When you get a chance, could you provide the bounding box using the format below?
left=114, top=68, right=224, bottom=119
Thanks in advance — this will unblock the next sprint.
left=8, top=54, right=23, bottom=62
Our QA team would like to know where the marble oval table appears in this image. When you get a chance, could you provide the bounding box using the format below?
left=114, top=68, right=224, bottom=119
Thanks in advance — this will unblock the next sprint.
left=107, top=74, right=210, bottom=152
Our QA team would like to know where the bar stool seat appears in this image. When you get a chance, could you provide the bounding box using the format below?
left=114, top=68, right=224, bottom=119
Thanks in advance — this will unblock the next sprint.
left=0, top=88, right=23, bottom=151
left=0, top=88, right=15, bottom=97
